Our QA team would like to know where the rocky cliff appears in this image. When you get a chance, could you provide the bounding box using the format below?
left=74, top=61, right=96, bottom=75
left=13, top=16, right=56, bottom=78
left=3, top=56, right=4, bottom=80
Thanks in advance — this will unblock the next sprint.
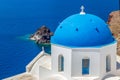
left=30, top=25, right=53, bottom=44
left=107, top=10, right=120, bottom=55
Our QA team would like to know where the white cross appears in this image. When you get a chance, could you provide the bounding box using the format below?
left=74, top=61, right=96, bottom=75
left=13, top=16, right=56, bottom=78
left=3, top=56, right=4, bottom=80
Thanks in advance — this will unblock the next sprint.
left=81, top=6, right=84, bottom=12
left=80, top=5, right=86, bottom=15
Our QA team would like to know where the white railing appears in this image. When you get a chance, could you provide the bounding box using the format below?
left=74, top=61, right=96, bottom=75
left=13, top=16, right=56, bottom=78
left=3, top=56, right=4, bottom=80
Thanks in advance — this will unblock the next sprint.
left=26, top=51, right=45, bottom=72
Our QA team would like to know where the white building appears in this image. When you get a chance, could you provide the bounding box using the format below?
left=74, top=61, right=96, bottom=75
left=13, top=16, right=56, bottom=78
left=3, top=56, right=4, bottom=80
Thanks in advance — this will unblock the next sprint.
left=25, top=6, right=120, bottom=80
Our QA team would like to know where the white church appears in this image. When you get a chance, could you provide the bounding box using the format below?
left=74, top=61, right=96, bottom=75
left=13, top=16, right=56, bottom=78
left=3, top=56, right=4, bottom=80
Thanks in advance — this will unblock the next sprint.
left=25, top=6, right=120, bottom=80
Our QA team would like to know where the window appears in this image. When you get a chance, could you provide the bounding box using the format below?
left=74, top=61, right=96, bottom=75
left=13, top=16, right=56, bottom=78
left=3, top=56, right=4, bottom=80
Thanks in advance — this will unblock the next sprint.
left=106, top=55, right=111, bottom=72
left=82, top=58, right=90, bottom=75
left=58, top=55, right=64, bottom=72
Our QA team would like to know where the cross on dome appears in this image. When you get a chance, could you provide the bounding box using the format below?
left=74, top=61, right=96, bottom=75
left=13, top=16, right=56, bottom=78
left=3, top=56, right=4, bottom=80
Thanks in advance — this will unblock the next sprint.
left=80, top=5, right=86, bottom=15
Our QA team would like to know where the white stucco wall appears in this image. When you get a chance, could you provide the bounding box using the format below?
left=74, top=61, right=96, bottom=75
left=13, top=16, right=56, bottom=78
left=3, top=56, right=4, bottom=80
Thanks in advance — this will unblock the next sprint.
left=100, top=42, right=117, bottom=78
left=39, top=67, right=53, bottom=80
left=51, top=44, right=101, bottom=78
left=51, top=42, right=117, bottom=79
left=51, top=44, right=72, bottom=78
left=71, top=48, right=100, bottom=77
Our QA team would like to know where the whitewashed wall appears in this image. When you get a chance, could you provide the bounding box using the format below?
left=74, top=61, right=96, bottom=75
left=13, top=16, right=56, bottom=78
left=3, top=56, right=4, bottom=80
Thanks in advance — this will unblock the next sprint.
left=51, top=44, right=72, bottom=78
left=71, top=48, right=100, bottom=77
left=100, top=42, right=117, bottom=78
left=50, top=42, right=117, bottom=80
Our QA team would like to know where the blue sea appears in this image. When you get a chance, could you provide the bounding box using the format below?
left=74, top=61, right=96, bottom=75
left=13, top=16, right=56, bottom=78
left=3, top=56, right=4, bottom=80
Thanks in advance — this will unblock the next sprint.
left=0, top=0, right=119, bottom=79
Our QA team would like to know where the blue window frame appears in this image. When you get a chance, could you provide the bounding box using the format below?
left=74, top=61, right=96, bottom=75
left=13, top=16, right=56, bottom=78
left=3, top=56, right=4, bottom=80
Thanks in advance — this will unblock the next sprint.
left=82, top=58, right=90, bottom=75
left=58, top=55, right=64, bottom=72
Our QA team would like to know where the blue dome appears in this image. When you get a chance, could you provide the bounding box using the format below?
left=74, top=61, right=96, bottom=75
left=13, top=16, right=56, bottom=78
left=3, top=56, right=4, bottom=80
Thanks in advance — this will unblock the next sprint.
left=51, top=13, right=114, bottom=47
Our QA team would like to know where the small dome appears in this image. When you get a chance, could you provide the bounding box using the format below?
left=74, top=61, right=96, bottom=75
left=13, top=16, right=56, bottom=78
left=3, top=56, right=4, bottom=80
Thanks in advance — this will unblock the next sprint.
left=51, top=13, right=114, bottom=47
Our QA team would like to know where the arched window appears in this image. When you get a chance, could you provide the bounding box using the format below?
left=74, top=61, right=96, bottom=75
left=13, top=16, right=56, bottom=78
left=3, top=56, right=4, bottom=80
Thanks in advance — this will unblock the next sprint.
left=106, top=55, right=111, bottom=72
left=82, top=58, right=90, bottom=75
left=58, top=55, right=64, bottom=72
